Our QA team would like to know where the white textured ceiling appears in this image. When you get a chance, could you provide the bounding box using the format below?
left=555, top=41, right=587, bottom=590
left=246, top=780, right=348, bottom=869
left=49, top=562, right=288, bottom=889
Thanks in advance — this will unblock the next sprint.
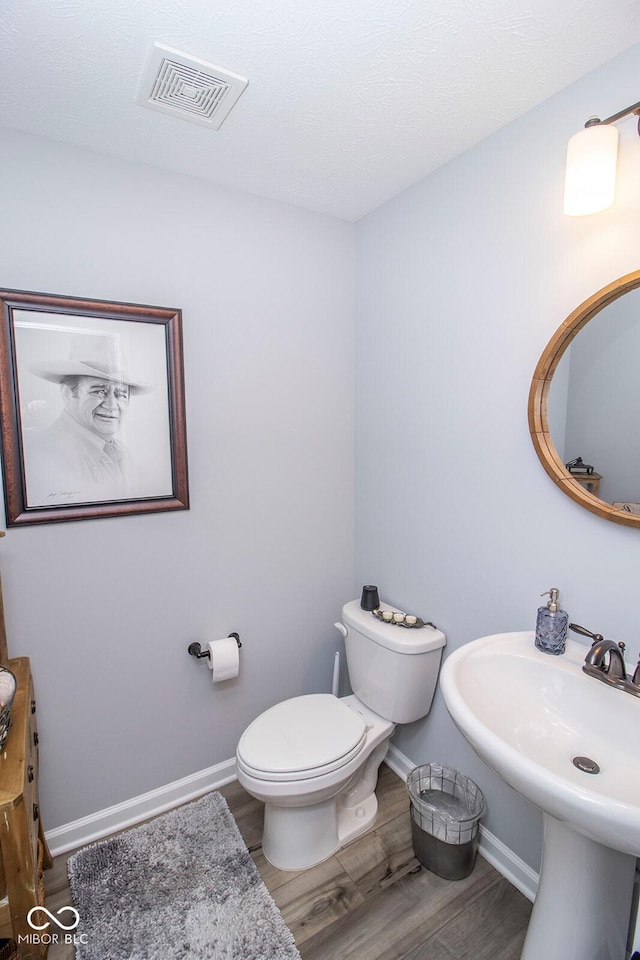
left=1, top=0, right=640, bottom=221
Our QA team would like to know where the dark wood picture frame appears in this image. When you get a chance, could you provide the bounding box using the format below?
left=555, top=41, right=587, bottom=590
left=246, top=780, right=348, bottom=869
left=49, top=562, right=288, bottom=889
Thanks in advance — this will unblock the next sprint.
left=0, top=289, right=189, bottom=526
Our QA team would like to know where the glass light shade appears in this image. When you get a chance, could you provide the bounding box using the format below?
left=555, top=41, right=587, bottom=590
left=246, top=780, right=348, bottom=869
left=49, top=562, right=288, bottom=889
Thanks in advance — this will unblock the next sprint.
left=563, top=123, right=619, bottom=216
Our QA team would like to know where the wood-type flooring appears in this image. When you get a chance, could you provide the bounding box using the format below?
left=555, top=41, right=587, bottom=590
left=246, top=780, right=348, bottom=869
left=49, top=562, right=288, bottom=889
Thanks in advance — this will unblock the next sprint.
left=44, top=764, right=531, bottom=959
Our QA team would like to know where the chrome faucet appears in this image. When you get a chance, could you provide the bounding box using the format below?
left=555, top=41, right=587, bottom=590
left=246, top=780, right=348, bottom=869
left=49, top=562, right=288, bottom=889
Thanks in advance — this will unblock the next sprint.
left=569, top=623, right=640, bottom=697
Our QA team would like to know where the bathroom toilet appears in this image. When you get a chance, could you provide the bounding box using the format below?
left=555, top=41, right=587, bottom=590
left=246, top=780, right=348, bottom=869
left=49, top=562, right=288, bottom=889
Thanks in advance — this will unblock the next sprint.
left=236, top=599, right=446, bottom=870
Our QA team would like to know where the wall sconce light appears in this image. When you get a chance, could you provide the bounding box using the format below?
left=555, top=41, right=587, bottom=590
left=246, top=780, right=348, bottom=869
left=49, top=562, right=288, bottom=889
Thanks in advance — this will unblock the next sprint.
left=563, top=99, right=640, bottom=216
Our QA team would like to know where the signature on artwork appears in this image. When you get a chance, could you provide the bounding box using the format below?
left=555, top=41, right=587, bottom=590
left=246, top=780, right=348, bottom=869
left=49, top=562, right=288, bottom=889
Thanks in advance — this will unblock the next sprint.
left=45, top=490, right=81, bottom=502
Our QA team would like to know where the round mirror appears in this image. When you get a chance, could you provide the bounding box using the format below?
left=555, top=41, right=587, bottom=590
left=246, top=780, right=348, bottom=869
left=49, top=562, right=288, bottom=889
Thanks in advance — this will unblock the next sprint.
left=529, top=270, right=640, bottom=528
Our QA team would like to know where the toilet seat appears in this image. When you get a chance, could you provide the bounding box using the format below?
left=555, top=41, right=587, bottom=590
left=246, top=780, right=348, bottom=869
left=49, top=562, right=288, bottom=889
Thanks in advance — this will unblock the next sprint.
left=236, top=694, right=367, bottom=782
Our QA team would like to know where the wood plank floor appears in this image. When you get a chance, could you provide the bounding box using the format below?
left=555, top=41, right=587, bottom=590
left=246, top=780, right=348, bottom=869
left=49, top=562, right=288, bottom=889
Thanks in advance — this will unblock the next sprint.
left=44, top=764, right=531, bottom=959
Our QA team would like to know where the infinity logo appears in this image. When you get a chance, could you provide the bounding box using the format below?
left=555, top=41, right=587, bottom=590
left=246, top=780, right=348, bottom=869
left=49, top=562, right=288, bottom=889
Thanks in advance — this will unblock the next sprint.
left=27, top=906, right=80, bottom=931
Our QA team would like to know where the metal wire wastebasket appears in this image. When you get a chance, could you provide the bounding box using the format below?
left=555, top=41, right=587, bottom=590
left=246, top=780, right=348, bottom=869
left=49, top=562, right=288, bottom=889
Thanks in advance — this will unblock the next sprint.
left=407, top=763, right=486, bottom=880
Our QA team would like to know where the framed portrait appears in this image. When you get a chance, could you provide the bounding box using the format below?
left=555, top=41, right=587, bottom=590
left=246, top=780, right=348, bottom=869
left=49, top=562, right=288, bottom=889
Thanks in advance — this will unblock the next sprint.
left=0, top=289, right=189, bottom=526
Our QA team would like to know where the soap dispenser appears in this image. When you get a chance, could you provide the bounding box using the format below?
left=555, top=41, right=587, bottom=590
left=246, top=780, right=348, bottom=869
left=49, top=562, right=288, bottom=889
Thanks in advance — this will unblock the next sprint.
left=535, top=588, right=568, bottom=655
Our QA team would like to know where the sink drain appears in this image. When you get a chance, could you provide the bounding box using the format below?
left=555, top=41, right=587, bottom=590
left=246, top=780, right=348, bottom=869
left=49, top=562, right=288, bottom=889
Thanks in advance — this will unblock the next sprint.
left=573, top=756, right=600, bottom=774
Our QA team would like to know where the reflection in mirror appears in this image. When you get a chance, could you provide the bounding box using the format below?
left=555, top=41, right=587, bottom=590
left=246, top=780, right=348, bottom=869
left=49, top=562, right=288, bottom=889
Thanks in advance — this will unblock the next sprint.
left=548, top=288, right=640, bottom=507
left=529, top=270, right=640, bottom=528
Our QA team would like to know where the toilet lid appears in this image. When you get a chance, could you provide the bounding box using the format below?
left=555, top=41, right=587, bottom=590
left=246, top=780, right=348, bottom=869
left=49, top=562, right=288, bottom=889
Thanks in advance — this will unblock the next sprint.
left=237, top=694, right=367, bottom=780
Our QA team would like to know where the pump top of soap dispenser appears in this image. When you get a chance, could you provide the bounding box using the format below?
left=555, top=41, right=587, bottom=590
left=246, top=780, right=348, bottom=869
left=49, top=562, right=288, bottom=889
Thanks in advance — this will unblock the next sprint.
left=541, top=588, right=560, bottom=612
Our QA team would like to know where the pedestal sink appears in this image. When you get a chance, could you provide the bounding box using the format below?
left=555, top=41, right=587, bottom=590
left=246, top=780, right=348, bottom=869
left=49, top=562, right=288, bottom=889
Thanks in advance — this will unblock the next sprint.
left=440, top=631, right=639, bottom=960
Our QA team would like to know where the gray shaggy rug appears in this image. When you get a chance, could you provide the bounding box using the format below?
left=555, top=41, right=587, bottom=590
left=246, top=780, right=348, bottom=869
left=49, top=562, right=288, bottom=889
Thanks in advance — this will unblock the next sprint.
left=67, top=791, right=301, bottom=960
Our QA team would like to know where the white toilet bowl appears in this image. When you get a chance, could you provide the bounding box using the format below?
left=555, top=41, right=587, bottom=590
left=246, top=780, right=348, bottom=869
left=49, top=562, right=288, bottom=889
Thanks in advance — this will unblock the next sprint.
left=236, top=599, right=446, bottom=871
left=236, top=693, right=394, bottom=870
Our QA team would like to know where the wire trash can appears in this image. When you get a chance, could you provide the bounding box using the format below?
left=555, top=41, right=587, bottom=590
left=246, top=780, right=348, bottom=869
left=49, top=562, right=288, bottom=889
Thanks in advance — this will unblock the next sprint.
left=407, top=763, right=486, bottom=880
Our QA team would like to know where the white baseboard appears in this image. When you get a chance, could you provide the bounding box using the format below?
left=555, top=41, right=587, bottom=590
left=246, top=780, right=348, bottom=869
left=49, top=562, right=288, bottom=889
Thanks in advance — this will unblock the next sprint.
left=45, top=758, right=236, bottom=857
left=476, top=824, right=538, bottom=902
left=46, top=745, right=539, bottom=904
left=384, top=741, right=416, bottom=781
left=385, top=743, right=538, bottom=902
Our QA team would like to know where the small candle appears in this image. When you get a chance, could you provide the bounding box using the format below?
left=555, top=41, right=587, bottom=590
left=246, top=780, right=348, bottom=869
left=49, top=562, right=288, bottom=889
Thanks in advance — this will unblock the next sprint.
left=405, top=615, right=417, bottom=625
left=382, top=610, right=393, bottom=621
left=393, top=613, right=405, bottom=623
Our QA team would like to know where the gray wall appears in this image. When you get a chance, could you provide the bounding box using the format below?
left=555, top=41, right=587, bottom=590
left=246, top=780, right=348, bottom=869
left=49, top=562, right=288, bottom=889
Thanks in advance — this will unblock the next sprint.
left=0, top=131, right=356, bottom=830
left=355, top=41, right=640, bottom=872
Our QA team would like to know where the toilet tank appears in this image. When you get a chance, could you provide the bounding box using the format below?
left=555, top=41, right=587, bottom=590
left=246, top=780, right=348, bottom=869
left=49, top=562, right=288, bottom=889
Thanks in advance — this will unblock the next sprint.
left=341, top=599, right=446, bottom=724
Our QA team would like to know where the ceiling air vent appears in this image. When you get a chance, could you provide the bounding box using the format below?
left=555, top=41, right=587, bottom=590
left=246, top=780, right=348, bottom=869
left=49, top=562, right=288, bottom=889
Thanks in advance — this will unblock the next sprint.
left=137, top=42, right=248, bottom=130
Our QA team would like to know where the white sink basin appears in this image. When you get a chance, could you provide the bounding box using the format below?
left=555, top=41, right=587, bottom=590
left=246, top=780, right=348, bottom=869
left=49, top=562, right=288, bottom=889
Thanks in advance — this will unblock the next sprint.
left=440, top=630, right=640, bottom=855
left=440, top=631, right=639, bottom=960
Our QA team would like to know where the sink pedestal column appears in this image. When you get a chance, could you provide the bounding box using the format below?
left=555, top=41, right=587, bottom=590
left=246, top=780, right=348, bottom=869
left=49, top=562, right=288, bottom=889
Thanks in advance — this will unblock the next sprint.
left=521, top=815, right=636, bottom=960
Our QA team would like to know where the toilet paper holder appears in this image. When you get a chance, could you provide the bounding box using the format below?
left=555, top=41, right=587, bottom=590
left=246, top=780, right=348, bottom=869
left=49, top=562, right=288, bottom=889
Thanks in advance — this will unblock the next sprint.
left=188, top=633, right=242, bottom=661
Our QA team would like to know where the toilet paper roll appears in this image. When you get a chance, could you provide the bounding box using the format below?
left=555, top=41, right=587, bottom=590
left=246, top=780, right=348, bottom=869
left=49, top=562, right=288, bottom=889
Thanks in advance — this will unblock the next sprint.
left=207, top=636, right=240, bottom=682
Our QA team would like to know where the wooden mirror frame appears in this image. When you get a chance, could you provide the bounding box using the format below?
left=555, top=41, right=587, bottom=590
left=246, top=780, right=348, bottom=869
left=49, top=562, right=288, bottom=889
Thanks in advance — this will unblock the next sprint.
left=529, top=270, right=640, bottom=528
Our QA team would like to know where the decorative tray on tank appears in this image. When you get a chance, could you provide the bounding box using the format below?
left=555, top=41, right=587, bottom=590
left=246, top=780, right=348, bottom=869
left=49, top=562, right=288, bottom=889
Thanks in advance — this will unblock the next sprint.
left=372, top=609, right=437, bottom=630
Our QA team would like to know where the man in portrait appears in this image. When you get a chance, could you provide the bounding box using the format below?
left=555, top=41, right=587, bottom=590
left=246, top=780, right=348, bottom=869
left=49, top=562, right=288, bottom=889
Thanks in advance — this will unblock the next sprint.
left=24, top=333, right=153, bottom=505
